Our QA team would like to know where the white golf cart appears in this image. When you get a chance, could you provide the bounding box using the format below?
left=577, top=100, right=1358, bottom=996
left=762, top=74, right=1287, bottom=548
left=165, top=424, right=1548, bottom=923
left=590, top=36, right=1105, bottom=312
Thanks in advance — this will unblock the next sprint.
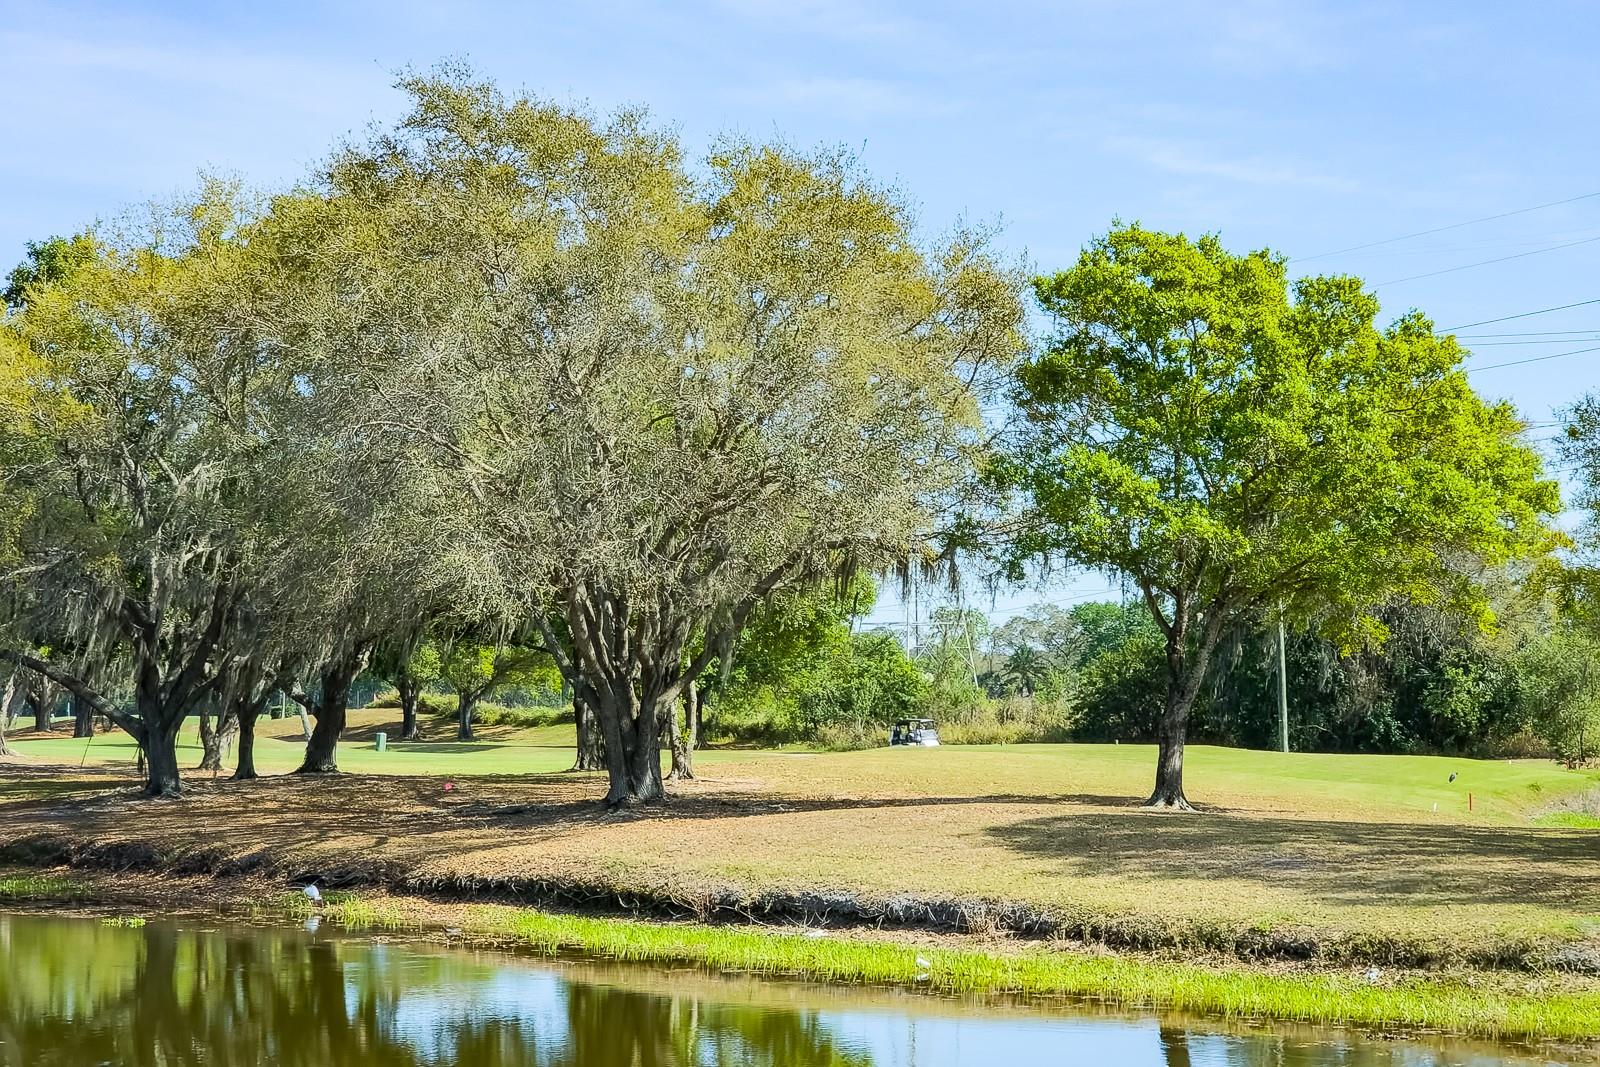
left=889, top=718, right=940, bottom=747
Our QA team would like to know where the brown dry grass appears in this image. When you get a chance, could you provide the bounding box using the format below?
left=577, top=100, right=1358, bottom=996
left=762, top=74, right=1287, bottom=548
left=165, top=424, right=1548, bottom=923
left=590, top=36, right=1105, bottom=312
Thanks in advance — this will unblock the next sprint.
left=3, top=743, right=1599, bottom=969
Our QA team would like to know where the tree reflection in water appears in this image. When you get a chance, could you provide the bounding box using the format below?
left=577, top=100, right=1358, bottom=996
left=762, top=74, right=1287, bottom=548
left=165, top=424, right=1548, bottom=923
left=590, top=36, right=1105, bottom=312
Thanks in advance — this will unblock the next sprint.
left=0, top=915, right=871, bottom=1067
left=0, top=914, right=1543, bottom=1067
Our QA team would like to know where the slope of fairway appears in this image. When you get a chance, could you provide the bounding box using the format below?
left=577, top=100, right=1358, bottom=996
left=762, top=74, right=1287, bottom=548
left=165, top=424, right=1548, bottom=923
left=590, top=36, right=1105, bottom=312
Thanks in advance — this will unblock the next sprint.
left=8, top=718, right=1594, bottom=824
left=7, top=726, right=1600, bottom=960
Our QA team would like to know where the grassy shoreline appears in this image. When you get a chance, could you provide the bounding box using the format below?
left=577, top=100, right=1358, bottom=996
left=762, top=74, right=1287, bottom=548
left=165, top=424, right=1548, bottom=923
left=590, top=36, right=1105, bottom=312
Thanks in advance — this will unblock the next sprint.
left=3, top=866, right=1598, bottom=1045
left=324, top=897, right=1600, bottom=1043
left=6, top=739, right=1600, bottom=1042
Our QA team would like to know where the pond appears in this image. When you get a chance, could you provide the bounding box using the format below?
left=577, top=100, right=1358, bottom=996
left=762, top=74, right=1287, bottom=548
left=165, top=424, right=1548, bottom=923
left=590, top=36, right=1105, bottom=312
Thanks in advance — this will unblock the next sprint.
left=0, top=911, right=1587, bottom=1066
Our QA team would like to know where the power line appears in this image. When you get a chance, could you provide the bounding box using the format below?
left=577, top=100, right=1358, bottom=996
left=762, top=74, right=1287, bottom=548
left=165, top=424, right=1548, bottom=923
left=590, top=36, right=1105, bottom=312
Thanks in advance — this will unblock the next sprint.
left=1467, top=343, right=1600, bottom=373
left=1440, top=299, right=1600, bottom=331
left=1295, top=190, right=1600, bottom=262
left=1458, top=337, right=1600, bottom=346
left=1374, top=234, right=1600, bottom=287
left=1458, top=329, right=1600, bottom=338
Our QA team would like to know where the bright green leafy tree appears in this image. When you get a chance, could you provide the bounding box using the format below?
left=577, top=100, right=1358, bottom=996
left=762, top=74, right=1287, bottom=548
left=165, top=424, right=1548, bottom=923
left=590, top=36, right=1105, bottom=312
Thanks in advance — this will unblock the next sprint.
left=437, top=641, right=554, bottom=741
left=1006, top=225, right=1559, bottom=808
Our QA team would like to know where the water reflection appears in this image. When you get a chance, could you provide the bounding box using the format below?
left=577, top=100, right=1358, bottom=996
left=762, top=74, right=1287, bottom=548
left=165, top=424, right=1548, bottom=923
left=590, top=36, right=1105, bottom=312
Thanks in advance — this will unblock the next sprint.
left=0, top=913, right=1576, bottom=1066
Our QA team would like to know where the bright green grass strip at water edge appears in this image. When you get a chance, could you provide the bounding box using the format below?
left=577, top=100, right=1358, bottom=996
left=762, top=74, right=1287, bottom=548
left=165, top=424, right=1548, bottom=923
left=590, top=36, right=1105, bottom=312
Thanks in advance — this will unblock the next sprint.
left=466, top=907, right=1600, bottom=1043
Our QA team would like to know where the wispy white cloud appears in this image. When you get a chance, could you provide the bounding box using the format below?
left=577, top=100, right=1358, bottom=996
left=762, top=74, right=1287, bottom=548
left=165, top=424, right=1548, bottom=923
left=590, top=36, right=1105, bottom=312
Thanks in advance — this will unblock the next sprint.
left=752, top=75, right=957, bottom=120
left=2, top=19, right=382, bottom=122
left=1105, top=135, right=1358, bottom=194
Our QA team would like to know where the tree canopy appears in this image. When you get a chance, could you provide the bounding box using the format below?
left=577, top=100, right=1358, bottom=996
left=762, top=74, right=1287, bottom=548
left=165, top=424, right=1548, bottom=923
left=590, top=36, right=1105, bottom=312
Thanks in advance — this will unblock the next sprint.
left=260, top=72, right=1027, bottom=804
left=1004, top=224, right=1560, bottom=807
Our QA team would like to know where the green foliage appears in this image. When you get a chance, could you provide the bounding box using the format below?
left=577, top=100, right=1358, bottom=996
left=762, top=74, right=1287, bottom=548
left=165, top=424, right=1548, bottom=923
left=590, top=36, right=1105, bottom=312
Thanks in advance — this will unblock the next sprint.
left=714, top=629, right=926, bottom=746
left=2, top=234, right=98, bottom=311
left=1074, top=623, right=1168, bottom=742
left=1057, top=593, right=1597, bottom=759
left=372, top=639, right=443, bottom=692
left=1013, top=224, right=1558, bottom=644
left=437, top=643, right=557, bottom=703
left=1513, top=629, right=1600, bottom=761
left=1005, top=224, right=1560, bottom=800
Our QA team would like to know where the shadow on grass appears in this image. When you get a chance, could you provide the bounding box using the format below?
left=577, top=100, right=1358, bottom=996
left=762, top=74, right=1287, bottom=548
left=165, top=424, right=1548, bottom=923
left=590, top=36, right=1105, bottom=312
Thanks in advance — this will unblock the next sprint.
left=984, top=811, right=1600, bottom=908
left=7, top=758, right=1599, bottom=915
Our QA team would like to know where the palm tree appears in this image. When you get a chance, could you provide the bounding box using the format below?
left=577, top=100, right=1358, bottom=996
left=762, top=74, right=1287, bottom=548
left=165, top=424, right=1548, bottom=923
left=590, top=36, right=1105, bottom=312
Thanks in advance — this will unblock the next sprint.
left=1003, top=645, right=1048, bottom=697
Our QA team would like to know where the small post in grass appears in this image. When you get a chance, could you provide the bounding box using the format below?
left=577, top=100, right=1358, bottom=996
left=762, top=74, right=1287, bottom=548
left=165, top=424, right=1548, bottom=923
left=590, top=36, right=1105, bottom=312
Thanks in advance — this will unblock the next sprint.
left=375, top=731, right=386, bottom=753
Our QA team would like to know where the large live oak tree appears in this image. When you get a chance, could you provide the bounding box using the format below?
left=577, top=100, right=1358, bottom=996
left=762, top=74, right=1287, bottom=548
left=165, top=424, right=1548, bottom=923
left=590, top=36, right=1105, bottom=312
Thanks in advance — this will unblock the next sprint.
left=1005, top=225, right=1559, bottom=809
left=268, top=71, right=1027, bottom=806
left=0, top=190, right=422, bottom=792
left=0, top=203, right=273, bottom=795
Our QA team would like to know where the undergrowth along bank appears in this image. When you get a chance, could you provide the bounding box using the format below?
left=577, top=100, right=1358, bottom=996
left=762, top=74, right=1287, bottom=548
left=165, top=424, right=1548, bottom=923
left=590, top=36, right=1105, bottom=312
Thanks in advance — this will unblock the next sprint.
left=5, top=829, right=1597, bottom=975
left=285, top=892, right=1600, bottom=1044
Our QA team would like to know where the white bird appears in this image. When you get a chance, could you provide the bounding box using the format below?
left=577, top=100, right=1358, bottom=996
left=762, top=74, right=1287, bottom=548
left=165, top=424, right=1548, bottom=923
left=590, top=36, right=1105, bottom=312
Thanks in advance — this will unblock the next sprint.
left=915, top=956, right=931, bottom=969
left=301, top=884, right=322, bottom=904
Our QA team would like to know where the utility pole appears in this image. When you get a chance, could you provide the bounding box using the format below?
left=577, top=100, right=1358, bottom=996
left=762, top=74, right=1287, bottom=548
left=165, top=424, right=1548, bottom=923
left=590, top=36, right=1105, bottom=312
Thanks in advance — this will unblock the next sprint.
left=1277, top=613, right=1290, bottom=753
left=963, top=609, right=980, bottom=690
left=909, top=578, right=919, bottom=652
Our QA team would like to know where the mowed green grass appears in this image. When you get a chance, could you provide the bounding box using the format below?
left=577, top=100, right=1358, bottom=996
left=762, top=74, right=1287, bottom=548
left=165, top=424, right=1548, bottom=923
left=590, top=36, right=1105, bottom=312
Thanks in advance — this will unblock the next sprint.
left=707, top=742, right=1600, bottom=826
left=9, top=713, right=1596, bottom=825
left=8, top=718, right=583, bottom=777
left=6, top=709, right=770, bottom=781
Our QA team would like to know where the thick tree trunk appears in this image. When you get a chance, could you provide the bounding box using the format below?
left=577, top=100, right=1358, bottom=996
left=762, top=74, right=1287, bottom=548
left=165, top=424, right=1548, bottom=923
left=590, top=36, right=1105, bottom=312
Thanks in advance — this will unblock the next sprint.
left=456, top=693, right=476, bottom=741
left=572, top=693, right=605, bottom=771
left=299, top=706, right=342, bottom=773
left=298, top=698, right=344, bottom=773
left=627, top=695, right=665, bottom=802
left=32, top=695, right=51, bottom=733
left=593, top=686, right=664, bottom=807
left=233, top=705, right=259, bottom=780
left=198, top=701, right=237, bottom=772
left=1147, top=685, right=1193, bottom=810
left=198, top=704, right=219, bottom=771
left=0, top=673, right=14, bottom=757
left=667, top=682, right=695, bottom=781
left=296, top=653, right=364, bottom=775
left=143, top=722, right=183, bottom=798
left=689, top=683, right=705, bottom=750
left=73, top=700, right=94, bottom=738
left=398, top=677, right=421, bottom=741
left=1145, top=616, right=1222, bottom=812
left=597, top=688, right=633, bottom=808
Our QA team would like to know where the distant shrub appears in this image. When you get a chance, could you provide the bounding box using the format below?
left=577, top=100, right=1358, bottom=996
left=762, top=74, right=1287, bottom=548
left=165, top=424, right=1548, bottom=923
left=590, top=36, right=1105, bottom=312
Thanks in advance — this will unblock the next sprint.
left=810, top=696, right=1074, bottom=750
left=814, top=720, right=884, bottom=751
left=422, top=695, right=572, bottom=729
left=473, top=703, right=573, bottom=728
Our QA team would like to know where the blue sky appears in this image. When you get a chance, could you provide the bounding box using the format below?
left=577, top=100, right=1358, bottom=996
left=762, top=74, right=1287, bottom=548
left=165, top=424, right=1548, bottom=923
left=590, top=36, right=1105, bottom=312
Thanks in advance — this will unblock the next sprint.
left=5, top=1, right=1598, bottom=628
